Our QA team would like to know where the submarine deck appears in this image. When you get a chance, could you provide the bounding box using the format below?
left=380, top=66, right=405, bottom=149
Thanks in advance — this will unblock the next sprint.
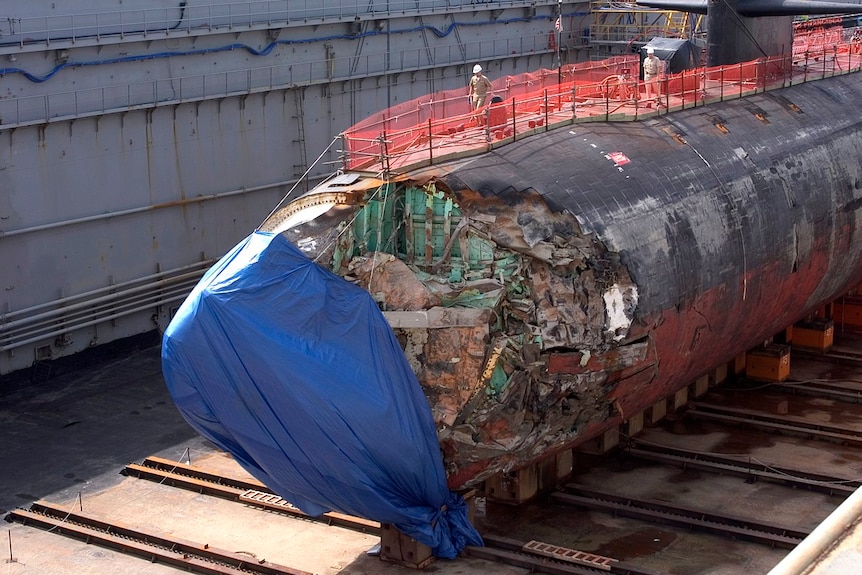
left=338, top=45, right=862, bottom=178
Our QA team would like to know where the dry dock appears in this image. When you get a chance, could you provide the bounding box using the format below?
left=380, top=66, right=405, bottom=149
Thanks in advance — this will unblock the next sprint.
left=5, top=332, right=862, bottom=574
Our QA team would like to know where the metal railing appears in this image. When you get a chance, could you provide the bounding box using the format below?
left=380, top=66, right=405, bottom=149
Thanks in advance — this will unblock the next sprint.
left=0, top=260, right=214, bottom=353
left=0, top=0, right=551, bottom=47
left=0, top=173, right=318, bottom=355
left=0, top=32, right=554, bottom=128
left=342, top=41, right=862, bottom=174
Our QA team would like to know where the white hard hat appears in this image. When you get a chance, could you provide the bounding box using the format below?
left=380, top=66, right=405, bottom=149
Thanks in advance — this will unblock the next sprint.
left=646, top=47, right=655, bottom=54
left=473, top=64, right=482, bottom=73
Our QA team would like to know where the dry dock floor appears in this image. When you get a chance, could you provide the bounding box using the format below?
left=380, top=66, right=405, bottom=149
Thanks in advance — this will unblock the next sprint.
left=3, top=339, right=862, bottom=574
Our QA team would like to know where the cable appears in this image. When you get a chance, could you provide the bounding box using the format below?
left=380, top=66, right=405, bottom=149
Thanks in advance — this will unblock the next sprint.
left=624, top=432, right=862, bottom=485
left=0, top=11, right=590, bottom=83
left=0, top=2, right=188, bottom=49
left=258, top=134, right=342, bottom=227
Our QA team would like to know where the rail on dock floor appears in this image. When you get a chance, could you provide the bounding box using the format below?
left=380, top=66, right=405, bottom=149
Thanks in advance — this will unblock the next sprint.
left=342, top=22, right=862, bottom=174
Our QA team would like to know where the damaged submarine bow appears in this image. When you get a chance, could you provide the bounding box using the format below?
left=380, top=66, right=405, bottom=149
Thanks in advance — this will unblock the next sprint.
left=163, top=0, right=862, bottom=529
left=255, top=5, right=862, bottom=488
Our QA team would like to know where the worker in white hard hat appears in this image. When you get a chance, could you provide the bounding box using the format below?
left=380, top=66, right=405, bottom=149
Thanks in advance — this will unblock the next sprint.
left=468, top=64, right=494, bottom=125
left=642, top=47, right=662, bottom=105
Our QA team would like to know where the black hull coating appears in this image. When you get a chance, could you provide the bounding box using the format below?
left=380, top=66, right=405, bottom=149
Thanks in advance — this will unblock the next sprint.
left=437, top=76, right=862, bottom=317
left=428, top=74, right=862, bottom=451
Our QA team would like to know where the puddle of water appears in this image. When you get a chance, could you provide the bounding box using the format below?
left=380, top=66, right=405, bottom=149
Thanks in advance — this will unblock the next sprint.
left=593, top=527, right=678, bottom=560
left=664, top=418, right=711, bottom=435
left=710, top=426, right=777, bottom=454
left=667, top=469, right=701, bottom=484
left=838, top=452, right=862, bottom=462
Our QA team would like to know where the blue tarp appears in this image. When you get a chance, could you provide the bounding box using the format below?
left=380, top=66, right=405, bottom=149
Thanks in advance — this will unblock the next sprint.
left=161, top=231, right=482, bottom=558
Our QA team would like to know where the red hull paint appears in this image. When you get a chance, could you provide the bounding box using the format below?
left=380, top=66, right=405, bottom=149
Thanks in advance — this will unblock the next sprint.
left=444, top=230, right=860, bottom=488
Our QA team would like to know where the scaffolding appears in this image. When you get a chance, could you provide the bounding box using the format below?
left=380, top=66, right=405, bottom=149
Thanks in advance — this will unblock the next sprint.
left=588, top=1, right=704, bottom=56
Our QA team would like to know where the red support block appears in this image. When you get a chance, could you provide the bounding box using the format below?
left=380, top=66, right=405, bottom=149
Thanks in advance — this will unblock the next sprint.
left=834, top=296, right=862, bottom=331
left=746, top=344, right=790, bottom=382
left=793, top=318, right=834, bottom=352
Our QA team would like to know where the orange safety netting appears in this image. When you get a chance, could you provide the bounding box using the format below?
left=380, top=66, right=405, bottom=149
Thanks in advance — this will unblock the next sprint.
left=344, top=56, right=637, bottom=170
left=342, top=24, right=862, bottom=174
left=793, top=18, right=845, bottom=55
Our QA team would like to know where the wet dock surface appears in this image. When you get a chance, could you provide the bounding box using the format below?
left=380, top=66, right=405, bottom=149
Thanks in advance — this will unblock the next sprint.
left=0, top=345, right=200, bottom=517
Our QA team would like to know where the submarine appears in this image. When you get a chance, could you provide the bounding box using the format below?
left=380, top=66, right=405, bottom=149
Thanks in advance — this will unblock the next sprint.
left=162, top=3, right=862, bottom=557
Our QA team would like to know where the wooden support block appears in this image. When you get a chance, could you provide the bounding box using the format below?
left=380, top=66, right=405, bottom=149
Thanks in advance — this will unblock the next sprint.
left=768, top=398, right=789, bottom=415
left=537, top=449, right=573, bottom=491
left=537, top=455, right=556, bottom=492
left=380, top=523, right=434, bottom=569
left=692, top=375, right=709, bottom=398
left=578, top=428, right=619, bottom=455
left=555, top=449, right=573, bottom=481
left=647, top=398, right=667, bottom=425
left=746, top=344, right=790, bottom=382
left=732, top=353, right=747, bottom=375
left=671, top=386, right=688, bottom=412
left=793, top=318, right=834, bottom=352
left=458, top=488, right=477, bottom=525
left=713, top=363, right=728, bottom=386
left=485, top=464, right=539, bottom=505
left=625, top=411, right=644, bottom=437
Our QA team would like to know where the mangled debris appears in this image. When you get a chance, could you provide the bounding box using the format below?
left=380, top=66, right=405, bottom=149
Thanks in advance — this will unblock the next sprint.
left=282, top=178, right=648, bottom=487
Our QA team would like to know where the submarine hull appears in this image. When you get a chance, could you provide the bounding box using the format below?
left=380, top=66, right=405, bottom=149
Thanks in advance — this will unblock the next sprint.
left=269, top=70, right=862, bottom=489
left=419, top=74, right=862, bottom=485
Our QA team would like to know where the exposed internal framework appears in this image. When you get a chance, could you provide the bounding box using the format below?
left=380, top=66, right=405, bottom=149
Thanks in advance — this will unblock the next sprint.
left=262, top=173, right=647, bottom=487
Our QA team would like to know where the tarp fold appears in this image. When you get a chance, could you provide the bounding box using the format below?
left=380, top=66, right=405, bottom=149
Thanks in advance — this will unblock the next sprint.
left=161, top=231, right=482, bottom=558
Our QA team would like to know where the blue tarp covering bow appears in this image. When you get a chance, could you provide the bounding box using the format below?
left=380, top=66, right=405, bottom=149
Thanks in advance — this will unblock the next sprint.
left=161, top=231, right=482, bottom=558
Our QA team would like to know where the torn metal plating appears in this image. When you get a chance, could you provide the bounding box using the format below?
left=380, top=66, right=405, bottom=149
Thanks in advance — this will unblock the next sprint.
left=263, top=174, right=648, bottom=488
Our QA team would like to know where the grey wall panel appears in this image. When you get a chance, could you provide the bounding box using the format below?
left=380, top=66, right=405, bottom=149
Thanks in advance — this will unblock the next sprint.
left=0, top=2, right=577, bottom=375
left=0, top=5, right=570, bottom=126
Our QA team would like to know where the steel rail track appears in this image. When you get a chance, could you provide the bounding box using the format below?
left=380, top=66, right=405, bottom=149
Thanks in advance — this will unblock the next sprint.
left=122, top=456, right=380, bottom=534
left=552, top=485, right=812, bottom=549
left=127, top=458, right=665, bottom=574
left=5, top=500, right=311, bottom=575
left=685, top=402, right=862, bottom=446
left=792, top=346, right=862, bottom=365
left=771, top=381, right=862, bottom=404
left=625, top=442, right=858, bottom=496
left=464, top=534, right=663, bottom=575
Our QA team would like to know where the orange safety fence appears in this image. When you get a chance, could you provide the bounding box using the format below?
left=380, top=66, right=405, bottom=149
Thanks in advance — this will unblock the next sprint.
left=794, top=29, right=844, bottom=55
left=344, top=56, right=638, bottom=169
left=853, top=29, right=862, bottom=55
left=794, top=18, right=862, bottom=56
left=793, top=16, right=843, bottom=32
left=342, top=25, right=862, bottom=173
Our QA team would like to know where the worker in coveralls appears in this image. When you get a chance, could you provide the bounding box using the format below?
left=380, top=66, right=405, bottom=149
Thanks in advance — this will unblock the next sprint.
left=468, top=64, right=494, bottom=125
left=642, top=47, right=662, bottom=105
